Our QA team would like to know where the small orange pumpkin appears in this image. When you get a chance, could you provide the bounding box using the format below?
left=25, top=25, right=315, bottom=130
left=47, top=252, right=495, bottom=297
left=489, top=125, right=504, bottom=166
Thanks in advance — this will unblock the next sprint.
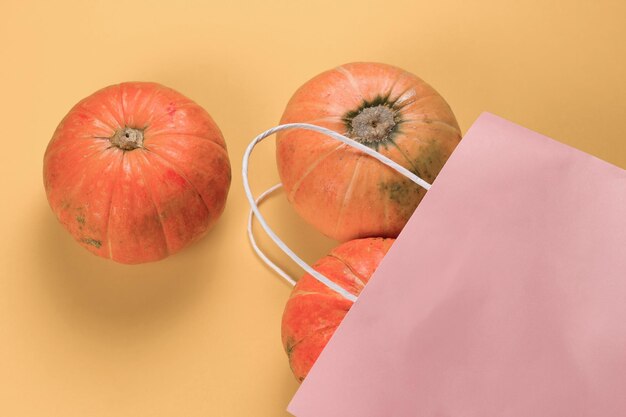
left=43, top=82, right=231, bottom=264
left=277, top=62, right=461, bottom=241
left=281, top=237, right=394, bottom=382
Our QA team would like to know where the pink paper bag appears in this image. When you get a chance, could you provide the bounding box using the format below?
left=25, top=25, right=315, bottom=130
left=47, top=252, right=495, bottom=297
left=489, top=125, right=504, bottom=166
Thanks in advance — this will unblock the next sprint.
left=288, top=112, right=626, bottom=416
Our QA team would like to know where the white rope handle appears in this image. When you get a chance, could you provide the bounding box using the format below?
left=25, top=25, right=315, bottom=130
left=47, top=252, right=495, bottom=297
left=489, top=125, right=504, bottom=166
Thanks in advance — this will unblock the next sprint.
left=246, top=183, right=296, bottom=286
left=242, top=123, right=432, bottom=302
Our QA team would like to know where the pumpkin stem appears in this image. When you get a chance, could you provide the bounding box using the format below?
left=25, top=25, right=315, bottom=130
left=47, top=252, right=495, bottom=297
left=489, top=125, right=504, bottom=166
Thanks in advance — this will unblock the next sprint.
left=110, top=127, right=144, bottom=150
left=348, top=105, right=397, bottom=145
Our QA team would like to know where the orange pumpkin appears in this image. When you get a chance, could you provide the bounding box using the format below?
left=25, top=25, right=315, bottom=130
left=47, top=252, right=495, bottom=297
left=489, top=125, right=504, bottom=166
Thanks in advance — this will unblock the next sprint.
left=43, top=82, right=231, bottom=264
left=277, top=62, right=461, bottom=241
left=281, top=237, right=394, bottom=382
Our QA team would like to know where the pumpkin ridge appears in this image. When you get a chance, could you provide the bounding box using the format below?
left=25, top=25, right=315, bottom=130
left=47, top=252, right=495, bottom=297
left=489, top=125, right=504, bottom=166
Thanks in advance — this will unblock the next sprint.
left=384, top=83, right=413, bottom=112
left=301, top=255, right=366, bottom=297
left=47, top=144, right=116, bottom=216
left=333, top=155, right=363, bottom=238
left=128, top=82, right=162, bottom=128
left=119, top=82, right=159, bottom=128
left=143, top=147, right=213, bottom=218
left=393, top=91, right=440, bottom=111
left=387, top=81, right=414, bottom=106
left=87, top=151, right=124, bottom=240
left=282, top=100, right=336, bottom=116
left=291, top=291, right=346, bottom=303
left=388, top=140, right=422, bottom=176
left=285, top=323, right=342, bottom=357
left=383, top=74, right=402, bottom=104
left=290, top=290, right=327, bottom=298
left=98, top=85, right=126, bottom=128
left=148, top=132, right=229, bottom=153
left=326, top=253, right=366, bottom=289
left=302, top=116, right=344, bottom=125
left=74, top=107, right=118, bottom=133
left=401, top=118, right=462, bottom=135
left=49, top=146, right=121, bottom=255
left=383, top=78, right=400, bottom=109
left=287, top=143, right=346, bottom=203
left=117, top=84, right=127, bottom=126
left=382, top=180, right=391, bottom=231
left=135, top=153, right=171, bottom=255
left=143, top=101, right=198, bottom=134
left=335, top=65, right=365, bottom=101
left=45, top=140, right=111, bottom=182
left=105, top=152, right=125, bottom=259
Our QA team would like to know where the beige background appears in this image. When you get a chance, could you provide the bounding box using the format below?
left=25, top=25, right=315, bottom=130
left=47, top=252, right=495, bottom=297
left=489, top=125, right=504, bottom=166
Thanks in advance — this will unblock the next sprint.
left=1, top=0, right=624, bottom=415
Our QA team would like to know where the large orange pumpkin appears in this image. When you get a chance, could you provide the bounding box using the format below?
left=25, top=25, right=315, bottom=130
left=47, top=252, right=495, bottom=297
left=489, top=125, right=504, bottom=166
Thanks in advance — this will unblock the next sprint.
left=281, top=237, right=394, bottom=382
left=277, top=62, right=461, bottom=241
left=43, top=82, right=231, bottom=264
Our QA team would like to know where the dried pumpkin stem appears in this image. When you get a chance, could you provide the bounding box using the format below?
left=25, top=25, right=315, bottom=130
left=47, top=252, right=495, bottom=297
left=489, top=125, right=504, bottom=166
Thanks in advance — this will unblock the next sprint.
left=110, top=127, right=144, bottom=150
left=349, top=105, right=396, bottom=144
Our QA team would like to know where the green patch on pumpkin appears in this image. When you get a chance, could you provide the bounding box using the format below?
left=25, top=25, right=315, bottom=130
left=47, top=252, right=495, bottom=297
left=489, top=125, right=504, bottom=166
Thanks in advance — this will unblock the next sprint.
left=411, top=138, right=450, bottom=183
left=379, top=178, right=425, bottom=205
left=378, top=177, right=426, bottom=222
left=81, top=238, right=102, bottom=248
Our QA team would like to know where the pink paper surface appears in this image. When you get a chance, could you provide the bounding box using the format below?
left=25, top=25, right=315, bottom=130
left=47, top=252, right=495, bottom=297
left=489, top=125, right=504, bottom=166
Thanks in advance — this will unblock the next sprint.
left=288, top=112, right=626, bottom=416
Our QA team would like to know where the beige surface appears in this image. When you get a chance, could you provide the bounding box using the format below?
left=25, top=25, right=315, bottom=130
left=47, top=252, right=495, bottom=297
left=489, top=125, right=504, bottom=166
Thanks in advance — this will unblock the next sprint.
left=1, top=1, right=625, bottom=415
